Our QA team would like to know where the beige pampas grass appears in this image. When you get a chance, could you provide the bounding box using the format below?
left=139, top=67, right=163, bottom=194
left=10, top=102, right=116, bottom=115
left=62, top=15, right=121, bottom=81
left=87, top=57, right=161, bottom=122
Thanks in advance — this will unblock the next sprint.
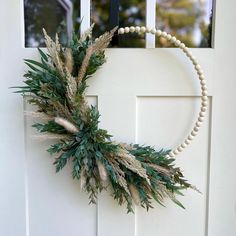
left=107, top=155, right=130, bottom=195
left=93, top=27, right=118, bottom=54
left=31, top=133, right=70, bottom=141
left=64, top=48, right=74, bottom=74
left=97, top=160, right=108, bottom=182
left=148, top=164, right=173, bottom=177
left=129, top=184, right=141, bottom=205
left=24, top=111, right=53, bottom=121
left=43, top=29, right=64, bottom=76
left=80, top=23, right=95, bottom=42
left=65, top=70, right=77, bottom=104
left=77, top=45, right=93, bottom=84
left=116, top=148, right=151, bottom=185
left=80, top=167, right=87, bottom=190
left=50, top=100, right=72, bottom=121
left=54, top=117, right=79, bottom=133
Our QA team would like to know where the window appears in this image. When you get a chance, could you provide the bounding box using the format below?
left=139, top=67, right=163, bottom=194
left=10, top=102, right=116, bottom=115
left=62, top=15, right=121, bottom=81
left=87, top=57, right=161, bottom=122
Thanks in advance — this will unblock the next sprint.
left=24, top=0, right=79, bottom=47
left=24, top=0, right=213, bottom=48
left=91, top=0, right=146, bottom=48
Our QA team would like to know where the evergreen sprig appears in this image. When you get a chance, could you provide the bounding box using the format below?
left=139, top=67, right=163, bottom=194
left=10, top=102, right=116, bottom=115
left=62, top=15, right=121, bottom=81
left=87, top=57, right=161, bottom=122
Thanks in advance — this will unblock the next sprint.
left=14, top=26, right=198, bottom=213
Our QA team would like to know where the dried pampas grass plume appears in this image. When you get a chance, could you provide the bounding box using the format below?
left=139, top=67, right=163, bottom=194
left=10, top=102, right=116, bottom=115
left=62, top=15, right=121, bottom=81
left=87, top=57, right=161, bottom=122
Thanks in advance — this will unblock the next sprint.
left=93, top=27, right=118, bottom=54
left=24, top=111, right=53, bottom=121
left=129, top=184, right=141, bottom=205
left=42, top=29, right=64, bottom=76
left=32, top=133, right=70, bottom=141
left=77, top=45, right=93, bottom=84
left=54, top=117, right=79, bottom=133
left=64, top=48, right=74, bottom=74
left=97, top=160, right=108, bottom=182
left=80, top=23, right=95, bottom=42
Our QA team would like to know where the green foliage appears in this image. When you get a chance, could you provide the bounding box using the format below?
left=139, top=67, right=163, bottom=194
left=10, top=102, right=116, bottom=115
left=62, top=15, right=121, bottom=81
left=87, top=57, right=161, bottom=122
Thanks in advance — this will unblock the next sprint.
left=14, top=27, right=197, bottom=213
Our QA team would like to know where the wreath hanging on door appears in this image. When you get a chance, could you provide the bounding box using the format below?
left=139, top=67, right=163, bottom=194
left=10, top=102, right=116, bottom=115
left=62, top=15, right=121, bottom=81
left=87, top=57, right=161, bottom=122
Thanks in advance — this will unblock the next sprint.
left=14, top=25, right=207, bottom=213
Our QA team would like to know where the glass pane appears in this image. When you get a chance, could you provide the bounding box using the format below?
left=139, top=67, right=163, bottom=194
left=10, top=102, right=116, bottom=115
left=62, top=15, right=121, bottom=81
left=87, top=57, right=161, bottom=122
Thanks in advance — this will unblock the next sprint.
left=91, top=0, right=146, bottom=48
left=156, top=0, right=213, bottom=48
left=24, top=0, right=80, bottom=47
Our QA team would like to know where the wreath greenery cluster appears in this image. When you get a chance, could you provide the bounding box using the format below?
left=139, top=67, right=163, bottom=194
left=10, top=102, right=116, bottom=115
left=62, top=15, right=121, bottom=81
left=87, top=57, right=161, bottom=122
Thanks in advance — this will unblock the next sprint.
left=15, top=25, right=198, bottom=213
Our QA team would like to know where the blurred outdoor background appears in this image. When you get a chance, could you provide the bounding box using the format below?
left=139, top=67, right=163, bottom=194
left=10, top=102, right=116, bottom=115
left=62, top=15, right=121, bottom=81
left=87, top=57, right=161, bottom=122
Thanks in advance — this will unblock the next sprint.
left=24, top=0, right=213, bottom=48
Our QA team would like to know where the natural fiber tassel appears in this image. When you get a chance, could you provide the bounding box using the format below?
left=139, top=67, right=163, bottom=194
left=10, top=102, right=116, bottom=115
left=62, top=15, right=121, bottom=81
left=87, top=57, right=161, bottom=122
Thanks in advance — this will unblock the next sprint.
left=80, top=167, right=86, bottom=190
left=64, top=48, right=74, bottom=73
left=129, top=184, right=141, bottom=206
left=97, top=160, right=108, bottom=182
left=54, top=117, right=79, bottom=133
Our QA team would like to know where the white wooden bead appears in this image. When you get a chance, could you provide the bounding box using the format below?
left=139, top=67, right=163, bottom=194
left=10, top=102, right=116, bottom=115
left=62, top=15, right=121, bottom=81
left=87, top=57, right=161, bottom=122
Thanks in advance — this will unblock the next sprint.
left=202, top=91, right=208, bottom=96
left=199, top=75, right=205, bottom=80
left=186, top=51, right=193, bottom=58
left=169, top=152, right=175, bottom=157
left=135, top=26, right=141, bottom=32
left=177, top=146, right=183, bottom=152
left=180, top=43, right=186, bottom=49
left=167, top=34, right=172, bottom=40
left=161, top=32, right=167, bottom=37
left=195, top=64, right=201, bottom=70
left=181, top=143, right=187, bottom=148
left=201, top=107, right=207, bottom=112
left=175, top=40, right=181, bottom=46
left=202, top=101, right=208, bottom=107
left=190, top=55, right=196, bottom=61
left=202, top=95, right=208, bottom=101
left=191, top=131, right=197, bottom=136
left=173, top=149, right=179, bottom=155
left=156, top=30, right=162, bottom=36
left=202, top=85, right=207, bottom=91
left=140, top=26, right=146, bottom=33
left=194, top=127, right=199, bottom=132
left=198, top=116, right=204, bottom=122
left=196, top=121, right=202, bottom=127
left=184, top=139, right=191, bottom=145
left=146, top=27, right=151, bottom=33
left=171, top=36, right=177, bottom=43
left=188, top=135, right=194, bottom=141
left=197, top=69, right=204, bottom=75
left=183, top=46, right=188, bottom=52
left=199, top=111, right=206, bottom=117
left=124, top=27, right=130, bottom=33
left=200, top=80, right=206, bottom=86
left=118, top=28, right=125, bottom=34
left=130, top=26, right=135, bottom=32
left=151, top=28, right=156, bottom=34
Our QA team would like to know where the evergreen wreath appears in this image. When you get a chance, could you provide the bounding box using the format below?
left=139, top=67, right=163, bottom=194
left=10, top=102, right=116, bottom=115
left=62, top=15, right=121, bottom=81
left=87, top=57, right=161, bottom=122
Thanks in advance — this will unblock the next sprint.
left=14, top=25, right=206, bottom=213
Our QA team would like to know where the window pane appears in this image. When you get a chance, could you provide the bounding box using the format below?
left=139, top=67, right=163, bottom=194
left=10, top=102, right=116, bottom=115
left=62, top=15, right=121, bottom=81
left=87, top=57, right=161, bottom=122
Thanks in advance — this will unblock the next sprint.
left=24, top=0, right=80, bottom=47
left=91, top=0, right=146, bottom=48
left=156, top=0, right=213, bottom=48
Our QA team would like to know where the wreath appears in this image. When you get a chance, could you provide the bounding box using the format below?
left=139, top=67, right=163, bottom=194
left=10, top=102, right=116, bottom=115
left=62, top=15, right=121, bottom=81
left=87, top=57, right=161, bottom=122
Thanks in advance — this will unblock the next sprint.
left=14, top=25, right=207, bottom=213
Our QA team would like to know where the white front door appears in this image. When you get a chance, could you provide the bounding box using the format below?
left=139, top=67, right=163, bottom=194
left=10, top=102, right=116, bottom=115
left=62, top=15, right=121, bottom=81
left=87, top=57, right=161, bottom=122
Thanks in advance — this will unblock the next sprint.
left=1, top=1, right=236, bottom=236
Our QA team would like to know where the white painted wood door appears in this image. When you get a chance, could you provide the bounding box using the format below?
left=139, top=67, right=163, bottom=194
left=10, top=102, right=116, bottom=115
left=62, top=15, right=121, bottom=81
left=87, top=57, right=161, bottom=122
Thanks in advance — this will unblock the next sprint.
left=1, top=1, right=236, bottom=236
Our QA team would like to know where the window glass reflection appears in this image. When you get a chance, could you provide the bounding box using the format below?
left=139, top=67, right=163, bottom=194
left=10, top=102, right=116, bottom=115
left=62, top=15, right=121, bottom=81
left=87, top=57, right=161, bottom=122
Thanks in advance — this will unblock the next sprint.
left=24, top=0, right=80, bottom=47
left=156, top=0, right=213, bottom=48
left=91, top=0, right=146, bottom=48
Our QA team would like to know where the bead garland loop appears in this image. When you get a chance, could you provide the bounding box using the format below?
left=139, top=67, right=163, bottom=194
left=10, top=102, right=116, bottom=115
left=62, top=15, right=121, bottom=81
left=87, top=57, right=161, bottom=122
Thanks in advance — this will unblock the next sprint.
left=118, top=26, right=208, bottom=158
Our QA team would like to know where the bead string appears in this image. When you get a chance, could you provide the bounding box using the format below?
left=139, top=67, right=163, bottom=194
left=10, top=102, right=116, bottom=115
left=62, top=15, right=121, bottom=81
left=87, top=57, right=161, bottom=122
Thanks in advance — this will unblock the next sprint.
left=117, top=26, right=208, bottom=158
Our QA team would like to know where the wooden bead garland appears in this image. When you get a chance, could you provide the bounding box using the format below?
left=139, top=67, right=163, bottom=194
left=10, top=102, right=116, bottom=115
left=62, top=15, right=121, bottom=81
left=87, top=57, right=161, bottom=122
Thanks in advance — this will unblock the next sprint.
left=118, top=26, right=208, bottom=158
